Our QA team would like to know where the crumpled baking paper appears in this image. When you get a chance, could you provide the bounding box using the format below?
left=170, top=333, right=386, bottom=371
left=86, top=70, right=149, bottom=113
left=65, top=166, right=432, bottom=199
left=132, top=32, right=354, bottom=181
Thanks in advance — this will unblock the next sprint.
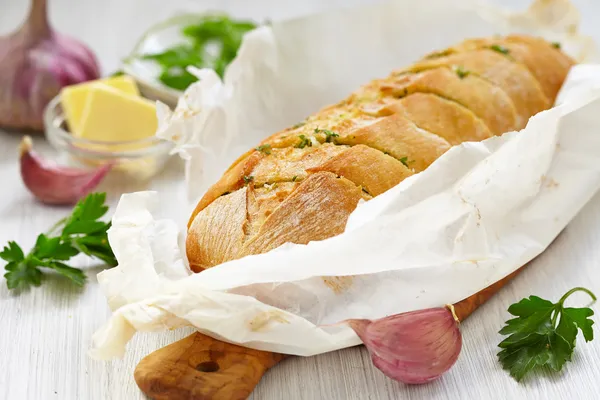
left=90, top=0, right=600, bottom=359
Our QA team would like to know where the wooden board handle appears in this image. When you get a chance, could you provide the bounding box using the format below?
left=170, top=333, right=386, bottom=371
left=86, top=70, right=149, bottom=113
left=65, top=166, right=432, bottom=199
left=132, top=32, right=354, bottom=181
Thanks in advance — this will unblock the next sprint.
left=134, top=333, right=286, bottom=400
left=135, top=265, right=527, bottom=399
left=454, top=264, right=526, bottom=321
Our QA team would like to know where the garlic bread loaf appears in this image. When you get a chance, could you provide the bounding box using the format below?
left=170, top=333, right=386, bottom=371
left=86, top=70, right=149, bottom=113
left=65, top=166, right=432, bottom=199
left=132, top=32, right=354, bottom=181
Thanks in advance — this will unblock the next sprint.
left=187, top=34, right=575, bottom=272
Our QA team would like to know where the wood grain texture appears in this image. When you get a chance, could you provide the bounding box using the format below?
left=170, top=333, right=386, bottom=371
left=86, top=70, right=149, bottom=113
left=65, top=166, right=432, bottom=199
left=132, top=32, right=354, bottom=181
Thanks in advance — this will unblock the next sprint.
left=135, top=333, right=286, bottom=400
left=134, top=259, right=527, bottom=400
left=2, top=0, right=600, bottom=399
left=453, top=265, right=527, bottom=322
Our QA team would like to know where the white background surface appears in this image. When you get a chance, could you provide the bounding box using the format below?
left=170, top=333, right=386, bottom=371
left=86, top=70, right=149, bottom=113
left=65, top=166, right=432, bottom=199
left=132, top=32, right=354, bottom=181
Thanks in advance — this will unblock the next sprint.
left=1, top=0, right=600, bottom=399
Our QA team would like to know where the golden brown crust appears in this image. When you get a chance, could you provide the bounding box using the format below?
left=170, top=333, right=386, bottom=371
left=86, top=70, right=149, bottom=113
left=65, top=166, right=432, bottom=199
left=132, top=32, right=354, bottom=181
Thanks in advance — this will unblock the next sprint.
left=186, top=35, right=573, bottom=271
left=307, top=144, right=413, bottom=196
left=240, top=172, right=363, bottom=257
left=186, top=188, right=249, bottom=272
left=336, top=113, right=451, bottom=172
left=187, top=151, right=265, bottom=228
left=405, top=49, right=550, bottom=129
left=245, top=182, right=299, bottom=240
left=380, top=68, right=518, bottom=135
left=251, top=145, right=348, bottom=185
left=447, top=35, right=575, bottom=101
left=372, top=93, right=493, bottom=145
left=260, top=106, right=376, bottom=148
left=504, top=35, right=575, bottom=101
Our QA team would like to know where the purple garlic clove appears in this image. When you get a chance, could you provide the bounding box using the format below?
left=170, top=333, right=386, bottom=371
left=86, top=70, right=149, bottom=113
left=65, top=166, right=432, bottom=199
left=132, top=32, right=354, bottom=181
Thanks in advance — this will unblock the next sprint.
left=0, top=0, right=100, bottom=131
left=19, top=136, right=112, bottom=205
left=348, top=306, right=462, bottom=384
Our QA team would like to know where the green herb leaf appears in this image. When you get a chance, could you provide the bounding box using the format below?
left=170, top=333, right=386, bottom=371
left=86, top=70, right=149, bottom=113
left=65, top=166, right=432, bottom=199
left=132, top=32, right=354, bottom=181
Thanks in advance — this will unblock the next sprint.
left=67, top=192, right=109, bottom=223
left=143, top=45, right=204, bottom=68
left=552, top=42, right=562, bottom=49
left=562, top=307, right=595, bottom=342
left=399, top=156, right=410, bottom=168
left=4, top=260, right=43, bottom=290
left=497, top=287, right=596, bottom=382
left=454, top=65, right=470, bottom=79
left=292, top=176, right=298, bottom=182
left=1, top=192, right=116, bottom=291
left=158, top=69, right=199, bottom=91
left=314, top=128, right=339, bottom=143
left=142, top=15, right=257, bottom=90
left=33, top=235, right=61, bottom=259
left=243, top=175, right=254, bottom=184
left=73, top=234, right=117, bottom=267
left=425, top=50, right=451, bottom=59
left=490, top=44, right=510, bottom=55
left=292, top=121, right=306, bottom=129
left=498, top=333, right=551, bottom=381
left=46, top=261, right=87, bottom=287
left=256, top=144, right=272, bottom=155
left=62, top=220, right=108, bottom=236
left=295, top=135, right=312, bottom=149
left=0, top=241, right=25, bottom=263
left=498, top=295, right=555, bottom=335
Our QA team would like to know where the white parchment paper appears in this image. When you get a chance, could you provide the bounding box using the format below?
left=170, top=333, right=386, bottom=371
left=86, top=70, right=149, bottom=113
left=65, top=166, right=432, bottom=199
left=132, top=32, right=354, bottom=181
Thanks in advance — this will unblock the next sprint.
left=90, top=0, right=600, bottom=359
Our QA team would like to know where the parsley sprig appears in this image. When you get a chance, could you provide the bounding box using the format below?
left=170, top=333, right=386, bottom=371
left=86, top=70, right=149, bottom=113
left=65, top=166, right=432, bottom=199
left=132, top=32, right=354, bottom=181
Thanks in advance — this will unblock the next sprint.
left=0, top=193, right=117, bottom=291
left=142, top=15, right=257, bottom=90
left=490, top=44, right=510, bottom=55
left=314, top=128, right=339, bottom=143
left=256, top=144, right=272, bottom=155
left=295, top=135, right=312, bottom=149
left=498, top=287, right=596, bottom=382
left=453, top=65, right=470, bottom=79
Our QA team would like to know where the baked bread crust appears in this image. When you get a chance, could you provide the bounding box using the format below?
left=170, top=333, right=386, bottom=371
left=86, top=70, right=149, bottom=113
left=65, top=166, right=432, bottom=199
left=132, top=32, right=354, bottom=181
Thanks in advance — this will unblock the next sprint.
left=186, top=34, right=575, bottom=272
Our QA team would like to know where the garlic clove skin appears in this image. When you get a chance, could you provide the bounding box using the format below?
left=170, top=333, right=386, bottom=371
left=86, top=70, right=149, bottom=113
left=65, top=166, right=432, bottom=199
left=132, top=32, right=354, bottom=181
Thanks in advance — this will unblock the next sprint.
left=19, top=136, right=112, bottom=205
left=0, top=0, right=100, bottom=131
left=348, top=307, right=462, bottom=384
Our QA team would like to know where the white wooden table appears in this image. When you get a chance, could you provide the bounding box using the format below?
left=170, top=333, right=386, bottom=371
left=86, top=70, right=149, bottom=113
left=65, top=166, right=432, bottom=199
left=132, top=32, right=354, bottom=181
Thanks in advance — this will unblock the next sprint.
left=2, top=0, right=600, bottom=399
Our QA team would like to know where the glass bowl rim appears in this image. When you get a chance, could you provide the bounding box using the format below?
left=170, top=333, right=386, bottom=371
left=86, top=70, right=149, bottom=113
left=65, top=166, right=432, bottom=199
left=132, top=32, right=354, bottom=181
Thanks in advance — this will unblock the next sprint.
left=44, top=94, right=174, bottom=159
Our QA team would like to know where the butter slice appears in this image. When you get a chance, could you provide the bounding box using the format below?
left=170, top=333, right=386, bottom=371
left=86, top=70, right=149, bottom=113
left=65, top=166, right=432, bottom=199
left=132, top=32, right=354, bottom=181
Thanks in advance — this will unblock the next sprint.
left=61, top=76, right=140, bottom=134
left=77, top=85, right=158, bottom=143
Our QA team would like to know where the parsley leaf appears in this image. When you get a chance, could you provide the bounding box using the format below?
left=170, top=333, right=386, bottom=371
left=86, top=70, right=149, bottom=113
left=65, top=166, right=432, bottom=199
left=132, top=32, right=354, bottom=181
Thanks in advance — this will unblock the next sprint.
left=243, top=175, right=254, bottom=184
left=552, top=42, right=562, bottom=49
left=425, top=49, right=452, bottom=59
left=454, top=65, right=470, bottom=79
left=489, top=44, right=510, bottom=55
left=563, top=307, right=595, bottom=341
left=4, top=259, right=43, bottom=289
left=46, top=261, right=87, bottom=286
left=0, top=241, right=25, bottom=263
left=314, top=128, right=339, bottom=143
left=498, top=287, right=596, bottom=382
left=142, top=15, right=257, bottom=90
left=1, top=192, right=116, bottom=291
left=292, top=121, right=306, bottom=129
left=399, top=156, right=412, bottom=168
left=256, top=144, right=272, bottom=155
left=68, top=192, right=109, bottom=222
left=295, top=135, right=312, bottom=149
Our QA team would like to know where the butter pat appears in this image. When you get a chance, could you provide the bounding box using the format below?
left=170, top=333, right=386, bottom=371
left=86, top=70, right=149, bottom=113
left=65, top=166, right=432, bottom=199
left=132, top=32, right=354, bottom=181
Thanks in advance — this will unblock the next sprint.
left=77, top=85, right=158, bottom=143
left=61, top=75, right=140, bottom=134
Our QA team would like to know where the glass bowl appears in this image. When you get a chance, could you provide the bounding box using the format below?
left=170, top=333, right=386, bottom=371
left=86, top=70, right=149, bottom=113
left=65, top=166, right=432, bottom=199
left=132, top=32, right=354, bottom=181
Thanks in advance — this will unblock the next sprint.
left=43, top=94, right=175, bottom=181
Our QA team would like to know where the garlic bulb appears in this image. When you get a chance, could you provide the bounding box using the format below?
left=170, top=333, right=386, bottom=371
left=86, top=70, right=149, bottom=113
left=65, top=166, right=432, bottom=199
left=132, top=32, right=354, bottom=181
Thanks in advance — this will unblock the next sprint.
left=348, top=306, right=462, bottom=384
left=20, top=136, right=112, bottom=205
left=0, top=0, right=100, bottom=131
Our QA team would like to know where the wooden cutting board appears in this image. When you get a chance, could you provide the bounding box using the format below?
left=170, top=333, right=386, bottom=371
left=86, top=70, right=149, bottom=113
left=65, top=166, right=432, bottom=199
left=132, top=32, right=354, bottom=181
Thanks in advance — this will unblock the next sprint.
left=134, top=266, right=525, bottom=400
